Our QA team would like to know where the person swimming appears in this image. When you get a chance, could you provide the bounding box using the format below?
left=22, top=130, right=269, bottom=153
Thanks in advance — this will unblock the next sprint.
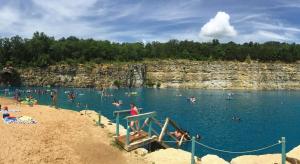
left=188, top=96, right=196, bottom=103
left=112, top=99, right=122, bottom=106
left=196, top=134, right=202, bottom=141
left=232, top=116, right=241, bottom=122
left=226, top=93, right=233, bottom=100
left=170, top=130, right=190, bottom=140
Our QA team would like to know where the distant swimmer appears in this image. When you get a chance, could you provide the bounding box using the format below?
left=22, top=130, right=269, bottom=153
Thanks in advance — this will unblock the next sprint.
left=188, top=96, right=196, bottom=103
left=196, top=134, right=202, bottom=141
left=226, top=93, right=233, bottom=100
left=232, top=116, right=241, bottom=122
left=112, top=99, right=122, bottom=107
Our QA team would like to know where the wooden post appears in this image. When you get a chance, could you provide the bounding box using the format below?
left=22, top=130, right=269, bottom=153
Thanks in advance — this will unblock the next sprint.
left=158, top=118, right=169, bottom=142
left=116, top=113, right=120, bottom=136
left=126, top=126, right=130, bottom=146
left=148, top=120, right=152, bottom=137
left=178, top=135, right=184, bottom=146
left=281, top=137, right=286, bottom=164
left=191, top=136, right=195, bottom=164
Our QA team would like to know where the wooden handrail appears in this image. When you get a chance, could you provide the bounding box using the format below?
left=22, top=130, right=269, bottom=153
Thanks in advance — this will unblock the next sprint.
left=113, top=108, right=143, bottom=115
left=151, top=117, right=180, bottom=143
left=125, top=112, right=156, bottom=121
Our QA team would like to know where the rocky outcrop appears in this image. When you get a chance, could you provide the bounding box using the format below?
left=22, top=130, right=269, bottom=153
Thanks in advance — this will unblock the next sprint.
left=0, top=66, right=21, bottom=86
left=16, top=60, right=300, bottom=89
left=18, top=64, right=146, bottom=88
left=201, top=155, right=230, bottom=164
left=145, top=148, right=200, bottom=164
left=145, top=60, right=300, bottom=90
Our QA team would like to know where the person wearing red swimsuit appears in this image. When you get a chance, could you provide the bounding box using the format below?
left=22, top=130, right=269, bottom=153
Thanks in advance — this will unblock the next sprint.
left=130, top=103, right=139, bottom=135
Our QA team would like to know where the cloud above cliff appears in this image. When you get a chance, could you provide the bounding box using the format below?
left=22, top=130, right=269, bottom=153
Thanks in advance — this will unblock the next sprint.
left=199, top=11, right=237, bottom=39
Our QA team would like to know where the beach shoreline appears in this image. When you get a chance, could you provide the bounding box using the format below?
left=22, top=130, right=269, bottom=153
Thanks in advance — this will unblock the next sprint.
left=1, top=96, right=300, bottom=164
left=0, top=97, right=149, bottom=164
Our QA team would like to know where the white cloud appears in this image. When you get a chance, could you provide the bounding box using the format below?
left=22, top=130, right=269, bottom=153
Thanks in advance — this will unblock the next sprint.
left=237, top=30, right=293, bottom=43
left=257, top=30, right=288, bottom=40
left=31, top=0, right=97, bottom=19
left=0, top=7, right=20, bottom=30
left=199, top=11, right=237, bottom=38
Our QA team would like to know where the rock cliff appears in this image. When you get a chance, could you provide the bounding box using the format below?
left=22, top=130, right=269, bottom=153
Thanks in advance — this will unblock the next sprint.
left=18, top=63, right=146, bottom=88
left=145, top=60, right=300, bottom=90
left=16, top=60, right=300, bottom=89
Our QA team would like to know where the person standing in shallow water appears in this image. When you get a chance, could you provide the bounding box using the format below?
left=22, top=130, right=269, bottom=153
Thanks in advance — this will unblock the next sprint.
left=130, top=103, right=139, bottom=135
left=50, top=91, right=58, bottom=108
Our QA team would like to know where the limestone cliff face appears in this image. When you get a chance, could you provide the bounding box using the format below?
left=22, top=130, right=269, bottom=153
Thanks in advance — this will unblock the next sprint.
left=18, top=64, right=146, bottom=88
left=145, top=60, right=300, bottom=90
left=17, top=60, right=300, bottom=90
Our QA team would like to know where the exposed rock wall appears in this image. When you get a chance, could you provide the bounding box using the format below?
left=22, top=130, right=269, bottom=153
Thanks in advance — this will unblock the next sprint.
left=145, top=60, right=300, bottom=90
left=18, top=64, right=146, bottom=88
left=17, top=60, right=300, bottom=89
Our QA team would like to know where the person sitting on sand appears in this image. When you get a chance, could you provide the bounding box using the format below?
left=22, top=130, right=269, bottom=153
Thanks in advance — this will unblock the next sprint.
left=2, top=106, right=16, bottom=119
left=130, top=103, right=139, bottom=135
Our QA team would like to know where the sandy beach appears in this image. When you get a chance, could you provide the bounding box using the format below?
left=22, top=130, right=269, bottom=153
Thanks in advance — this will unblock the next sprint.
left=0, top=97, right=148, bottom=164
left=2, top=96, right=300, bottom=164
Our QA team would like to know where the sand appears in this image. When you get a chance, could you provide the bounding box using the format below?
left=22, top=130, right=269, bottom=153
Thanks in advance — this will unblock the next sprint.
left=0, top=97, right=147, bottom=164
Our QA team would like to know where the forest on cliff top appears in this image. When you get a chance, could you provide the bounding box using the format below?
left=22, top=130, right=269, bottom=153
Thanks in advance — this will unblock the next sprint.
left=1, top=32, right=300, bottom=68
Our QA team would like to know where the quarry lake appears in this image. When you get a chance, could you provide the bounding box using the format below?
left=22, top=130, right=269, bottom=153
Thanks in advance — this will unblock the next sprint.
left=1, top=87, right=300, bottom=160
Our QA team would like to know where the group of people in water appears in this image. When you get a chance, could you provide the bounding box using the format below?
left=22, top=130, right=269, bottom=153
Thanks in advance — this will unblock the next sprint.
left=2, top=88, right=245, bottom=144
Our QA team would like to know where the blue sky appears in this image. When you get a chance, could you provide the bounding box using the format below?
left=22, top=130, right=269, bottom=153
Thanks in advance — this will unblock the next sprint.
left=0, top=0, right=300, bottom=43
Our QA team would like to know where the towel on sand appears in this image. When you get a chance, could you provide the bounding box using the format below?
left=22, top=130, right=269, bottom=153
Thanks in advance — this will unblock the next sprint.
left=0, top=110, right=20, bottom=113
left=3, top=116, right=37, bottom=124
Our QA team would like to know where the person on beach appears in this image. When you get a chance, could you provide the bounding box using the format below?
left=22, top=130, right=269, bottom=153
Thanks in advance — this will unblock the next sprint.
left=130, top=103, right=139, bottom=135
left=2, top=106, right=16, bottom=119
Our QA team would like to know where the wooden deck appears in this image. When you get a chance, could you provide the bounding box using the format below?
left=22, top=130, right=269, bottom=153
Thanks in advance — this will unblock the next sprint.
left=115, top=131, right=157, bottom=151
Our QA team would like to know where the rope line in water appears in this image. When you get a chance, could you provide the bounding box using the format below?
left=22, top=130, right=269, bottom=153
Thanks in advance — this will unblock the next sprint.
left=194, top=141, right=281, bottom=154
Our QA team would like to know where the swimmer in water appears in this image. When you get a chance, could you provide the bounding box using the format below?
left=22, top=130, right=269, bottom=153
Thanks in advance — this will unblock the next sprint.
left=188, top=96, right=196, bottom=103
left=232, top=116, right=241, bottom=122
left=112, top=99, right=122, bottom=106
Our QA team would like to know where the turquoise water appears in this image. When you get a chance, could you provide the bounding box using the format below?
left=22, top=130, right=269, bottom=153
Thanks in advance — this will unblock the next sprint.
left=1, top=87, right=300, bottom=161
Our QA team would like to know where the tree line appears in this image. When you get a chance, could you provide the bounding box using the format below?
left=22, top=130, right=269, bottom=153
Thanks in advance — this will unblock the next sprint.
left=0, top=32, right=299, bottom=68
